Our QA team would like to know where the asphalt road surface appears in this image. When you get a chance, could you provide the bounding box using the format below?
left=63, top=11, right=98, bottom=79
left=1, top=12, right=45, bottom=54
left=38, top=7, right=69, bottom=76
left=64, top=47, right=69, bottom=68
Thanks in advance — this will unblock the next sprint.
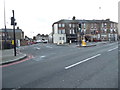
left=2, top=42, right=118, bottom=88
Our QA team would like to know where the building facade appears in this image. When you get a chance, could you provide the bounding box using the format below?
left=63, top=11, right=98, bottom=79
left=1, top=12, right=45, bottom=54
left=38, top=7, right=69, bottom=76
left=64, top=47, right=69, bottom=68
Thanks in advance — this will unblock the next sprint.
left=0, top=28, right=24, bottom=49
left=0, top=28, right=24, bottom=40
left=52, top=19, right=118, bottom=44
left=35, top=34, right=49, bottom=43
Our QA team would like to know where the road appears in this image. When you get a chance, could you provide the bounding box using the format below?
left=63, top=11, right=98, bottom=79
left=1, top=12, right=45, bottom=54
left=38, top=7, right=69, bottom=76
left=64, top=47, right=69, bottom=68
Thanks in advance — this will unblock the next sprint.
left=2, top=42, right=118, bottom=88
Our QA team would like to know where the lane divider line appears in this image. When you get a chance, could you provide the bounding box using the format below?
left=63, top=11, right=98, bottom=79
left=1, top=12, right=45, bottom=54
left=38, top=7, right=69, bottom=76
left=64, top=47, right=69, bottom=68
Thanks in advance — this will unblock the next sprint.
left=65, top=54, right=101, bottom=70
left=108, top=47, right=118, bottom=52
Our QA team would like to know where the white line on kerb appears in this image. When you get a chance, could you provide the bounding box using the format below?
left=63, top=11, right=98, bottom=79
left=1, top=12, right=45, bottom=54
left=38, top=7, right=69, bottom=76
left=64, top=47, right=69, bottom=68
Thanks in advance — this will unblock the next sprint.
left=108, top=47, right=118, bottom=52
left=65, top=54, right=101, bottom=70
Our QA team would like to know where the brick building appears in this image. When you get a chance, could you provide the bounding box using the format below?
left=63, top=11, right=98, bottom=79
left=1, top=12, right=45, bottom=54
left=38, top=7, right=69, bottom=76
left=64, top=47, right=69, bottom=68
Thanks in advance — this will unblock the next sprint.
left=52, top=19, right=118, bottom=44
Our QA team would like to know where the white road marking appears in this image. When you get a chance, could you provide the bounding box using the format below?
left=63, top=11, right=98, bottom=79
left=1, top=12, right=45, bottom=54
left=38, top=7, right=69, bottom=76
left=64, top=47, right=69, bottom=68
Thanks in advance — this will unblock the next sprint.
left=108, top=47, right=118, bottom=52
left=34, top=56, right=46, bottom=61
left=40, top=56, right=46, bottom=58
left=65, top=54, right=101, bottom=70
left=46, top=46, right=53, bottom=48
left=34, top=47, right=41, bottom=50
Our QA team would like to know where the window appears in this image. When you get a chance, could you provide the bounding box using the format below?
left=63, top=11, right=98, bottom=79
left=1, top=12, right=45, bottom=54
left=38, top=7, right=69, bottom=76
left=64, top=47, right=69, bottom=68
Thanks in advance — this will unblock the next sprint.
left=60, top=37, right=65, bottom=40
left=84, top=23, right=86, bottom=28
left=63, top=37, right=64, bottom=40
left=69, top=24, right=71, bottom=27
left=59, top=24, right=61, bottom=27
left=2, top=33, right=5, bottom=36
left=73, top=24, right=75, bottom=28
left=104, top=28, right=107, bottom=33
left=102, top=23, right=104, bottom=27
left=62, top=24, right=65, bottom=27
left=84, top=29, right=86, bottom=34
left=111, top=23, right=113, bottom=27
left=70, top=29, right=72, bottom=34
left=104, top=23, right=107, bottom=29
left=110, top=29, right=113, bottom=33
left=104, top=23, right=107, bottom=27
left=91, top=23, right=93, bottom=28
left=114, top=23, right=116, bottom=27
left=58, top=29, right=65, bottom=34
left=94, top=23, right=97, bottom=29
left=58, top=30, right=61, bottom=34
left=73, top=30, right=75, bottom=34
left=59, top=37, right=61, bottom=40
left=62, top=29, right=65, bottom=34
left=114, top=29, right=116, bottom=32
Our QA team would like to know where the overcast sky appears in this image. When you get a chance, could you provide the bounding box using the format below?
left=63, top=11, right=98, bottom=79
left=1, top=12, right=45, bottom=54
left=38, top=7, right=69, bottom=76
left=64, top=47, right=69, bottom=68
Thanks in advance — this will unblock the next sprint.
left=0, top=0, right=119, bottom=38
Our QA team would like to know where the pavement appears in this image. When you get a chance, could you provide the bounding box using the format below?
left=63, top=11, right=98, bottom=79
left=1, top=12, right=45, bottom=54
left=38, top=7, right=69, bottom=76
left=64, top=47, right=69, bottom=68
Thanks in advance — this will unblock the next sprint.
left=0, top=41, right=115, bottom=65
left=0, top=48, right=27, bottom=65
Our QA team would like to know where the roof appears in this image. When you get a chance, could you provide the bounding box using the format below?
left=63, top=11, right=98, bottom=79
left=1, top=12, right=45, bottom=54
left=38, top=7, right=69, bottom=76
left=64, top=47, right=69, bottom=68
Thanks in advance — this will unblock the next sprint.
left=0, top=28, right=23, bottom=33
left=53, top=19, right=118, bottom=24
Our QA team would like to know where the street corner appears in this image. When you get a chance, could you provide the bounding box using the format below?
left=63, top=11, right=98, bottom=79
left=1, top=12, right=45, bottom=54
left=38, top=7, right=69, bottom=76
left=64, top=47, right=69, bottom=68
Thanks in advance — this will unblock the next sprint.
left=1, top=54, right=34, bottom=67
left=1, top=54, right=27, bottom=65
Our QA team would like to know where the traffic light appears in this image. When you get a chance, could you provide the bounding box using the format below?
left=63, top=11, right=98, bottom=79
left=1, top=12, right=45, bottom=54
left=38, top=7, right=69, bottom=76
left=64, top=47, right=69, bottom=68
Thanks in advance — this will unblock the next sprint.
left=11, top=17, right=15, bottom=25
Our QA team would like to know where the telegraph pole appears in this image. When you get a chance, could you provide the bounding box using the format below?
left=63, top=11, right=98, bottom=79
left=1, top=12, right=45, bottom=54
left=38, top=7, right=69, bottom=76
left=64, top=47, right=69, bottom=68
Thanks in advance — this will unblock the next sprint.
left=11, top=10, right=17, bottom=56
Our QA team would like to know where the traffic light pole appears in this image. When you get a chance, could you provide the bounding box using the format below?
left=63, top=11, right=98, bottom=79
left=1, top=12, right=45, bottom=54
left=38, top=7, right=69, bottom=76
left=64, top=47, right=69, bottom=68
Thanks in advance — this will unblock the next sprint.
left=12, top=10, right=16, bottom=56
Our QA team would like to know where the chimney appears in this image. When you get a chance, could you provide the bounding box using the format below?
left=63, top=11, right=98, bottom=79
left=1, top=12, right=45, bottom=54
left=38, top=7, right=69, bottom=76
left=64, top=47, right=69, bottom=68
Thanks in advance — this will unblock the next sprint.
left=106, top=18, right=110, bottom=21
left=72, top=16, right=76, bottom=20
left=17, top=27, right=19, bottom=29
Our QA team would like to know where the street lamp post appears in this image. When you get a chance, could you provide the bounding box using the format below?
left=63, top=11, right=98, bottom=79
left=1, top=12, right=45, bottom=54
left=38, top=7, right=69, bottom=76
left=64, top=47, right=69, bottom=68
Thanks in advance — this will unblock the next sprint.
left=4, top=0, right=7, bottom=49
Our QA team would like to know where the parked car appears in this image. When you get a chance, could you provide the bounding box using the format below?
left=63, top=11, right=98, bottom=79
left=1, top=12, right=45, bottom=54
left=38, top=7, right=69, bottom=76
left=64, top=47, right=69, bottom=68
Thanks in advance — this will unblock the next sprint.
left=43, top=40, right=48, bottom=43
